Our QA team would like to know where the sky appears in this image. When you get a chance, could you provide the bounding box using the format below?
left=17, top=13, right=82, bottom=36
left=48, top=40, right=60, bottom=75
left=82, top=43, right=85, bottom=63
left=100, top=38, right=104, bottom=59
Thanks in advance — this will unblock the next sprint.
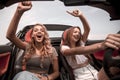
left=0, top=0, right=120, bottom=45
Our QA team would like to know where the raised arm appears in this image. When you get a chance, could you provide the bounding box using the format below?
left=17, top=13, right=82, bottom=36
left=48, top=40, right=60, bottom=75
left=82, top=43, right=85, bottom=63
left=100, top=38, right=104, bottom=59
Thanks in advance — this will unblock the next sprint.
left=61, top=34, right=120, bottom=56
left=6, top=1, right=32, bottom=50
left=67, top=9, right=90, bottom=42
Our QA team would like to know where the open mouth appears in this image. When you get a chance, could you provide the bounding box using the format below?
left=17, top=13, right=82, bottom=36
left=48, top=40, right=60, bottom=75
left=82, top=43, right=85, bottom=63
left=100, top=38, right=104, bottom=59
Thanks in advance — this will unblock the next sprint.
left=37, top=35, right=42, bottom=39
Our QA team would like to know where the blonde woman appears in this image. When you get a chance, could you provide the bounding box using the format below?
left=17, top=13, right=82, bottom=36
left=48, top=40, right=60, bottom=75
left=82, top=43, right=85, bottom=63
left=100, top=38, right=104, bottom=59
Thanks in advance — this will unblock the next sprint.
left=6, top=1, right=59, bottom=80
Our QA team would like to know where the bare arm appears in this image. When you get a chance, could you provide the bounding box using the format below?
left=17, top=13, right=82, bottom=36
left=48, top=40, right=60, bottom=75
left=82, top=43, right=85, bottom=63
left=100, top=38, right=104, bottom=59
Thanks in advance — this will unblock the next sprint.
left=63, top=34, right=120, bottom=56
left=48, top=48, right=59, bottom=80
left=48, top=57, right=59, bottom=80
left=67, top=9, right=90, bottom=42
left=6, top=1, right=32, bottom=50
left=78, top=12, right=90, bottom=42
left=64, top=42, right=102, bottom=56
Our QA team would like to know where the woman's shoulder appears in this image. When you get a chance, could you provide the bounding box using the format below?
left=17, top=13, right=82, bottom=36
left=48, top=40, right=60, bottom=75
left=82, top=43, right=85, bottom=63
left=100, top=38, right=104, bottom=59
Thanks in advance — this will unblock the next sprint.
left=51, top=47, right=58, bottom=56
left=61, top=45, right=70, bottom=49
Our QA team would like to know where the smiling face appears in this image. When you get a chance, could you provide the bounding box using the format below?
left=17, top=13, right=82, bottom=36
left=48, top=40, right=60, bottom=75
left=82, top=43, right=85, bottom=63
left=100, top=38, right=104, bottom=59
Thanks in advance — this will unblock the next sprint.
left=71, top=27, right=81, bottom=43
left=31, top=24, right=45, bottom=43
left=62, top=27, right=81, bottom=47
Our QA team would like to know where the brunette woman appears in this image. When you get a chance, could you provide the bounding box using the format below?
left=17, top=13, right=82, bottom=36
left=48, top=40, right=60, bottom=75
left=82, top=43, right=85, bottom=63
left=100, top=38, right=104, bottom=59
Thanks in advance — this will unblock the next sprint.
left=60, top=10, right=120, bottom=80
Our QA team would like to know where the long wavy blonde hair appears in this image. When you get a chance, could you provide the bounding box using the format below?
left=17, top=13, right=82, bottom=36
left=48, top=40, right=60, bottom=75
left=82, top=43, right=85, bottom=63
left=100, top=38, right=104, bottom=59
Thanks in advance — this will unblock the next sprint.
left=22, top=23, right=53, bottom=65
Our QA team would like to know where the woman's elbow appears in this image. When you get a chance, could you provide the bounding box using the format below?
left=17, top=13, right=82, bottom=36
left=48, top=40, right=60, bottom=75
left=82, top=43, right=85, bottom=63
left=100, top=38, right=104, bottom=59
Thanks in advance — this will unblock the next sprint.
left=6, top=34, right=10, bottom=40
left=6, top=33, right=14, bottom=41
left=57, top=71, right=60, bottom=76
left=55, top=71, right=60, bottom=78
left=6, top=34, right=11, bottom=40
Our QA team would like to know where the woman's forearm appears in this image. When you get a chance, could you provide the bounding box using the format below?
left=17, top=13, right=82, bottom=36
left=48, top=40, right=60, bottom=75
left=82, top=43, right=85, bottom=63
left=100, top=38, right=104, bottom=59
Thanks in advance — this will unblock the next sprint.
left=48, top=71, right=59, bottom=80
left=64, top=42, right=103, bottom=56
left=6, top=9, right=23, bottom=39
left=79, top=14, right=90, bottom=33
left=48, top=58, right=59, bottom=80
left=78, top=13, right=90, bottom=42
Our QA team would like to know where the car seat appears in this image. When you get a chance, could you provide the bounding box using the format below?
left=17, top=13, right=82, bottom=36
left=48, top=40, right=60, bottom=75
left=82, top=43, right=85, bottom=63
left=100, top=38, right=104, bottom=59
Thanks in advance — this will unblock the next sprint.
left=0, top=52, right=10, bottom=76
left=0, top=45, right=12, bottom=80
left=60, top=29, right=75, bottom=80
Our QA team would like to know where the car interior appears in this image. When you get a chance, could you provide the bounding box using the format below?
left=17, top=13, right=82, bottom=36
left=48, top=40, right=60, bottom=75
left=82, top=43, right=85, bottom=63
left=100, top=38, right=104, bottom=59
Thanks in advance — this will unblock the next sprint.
left=0, top=23, right=119, bottom=80
left=103, top=31, right=120, bottom=80
left=0, top=45, right=12, bottom=78
left=0, top=0, right=120, bottom=80
left=0, top=24, right=120, bottom=80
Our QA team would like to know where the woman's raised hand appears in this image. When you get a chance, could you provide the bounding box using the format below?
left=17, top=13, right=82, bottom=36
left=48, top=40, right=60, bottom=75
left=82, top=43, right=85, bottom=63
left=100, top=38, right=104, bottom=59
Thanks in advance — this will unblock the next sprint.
left=66, top=9, right=82, bottom=17
left=17, top=1, right=32, bottom=13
